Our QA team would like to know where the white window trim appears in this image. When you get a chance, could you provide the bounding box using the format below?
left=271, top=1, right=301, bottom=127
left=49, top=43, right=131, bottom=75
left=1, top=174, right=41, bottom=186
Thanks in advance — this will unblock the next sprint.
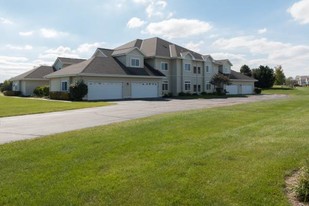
left=130, top=58, right=140, bottom=68
left=184, top=63, right=191, bottom=71
left=161, top=62, right=169, bottom=71
left=184, top=81, right=191, bottom=91
left=206, top=65, right=210, bottom=73
left=61, top=81, right=68, bottom=91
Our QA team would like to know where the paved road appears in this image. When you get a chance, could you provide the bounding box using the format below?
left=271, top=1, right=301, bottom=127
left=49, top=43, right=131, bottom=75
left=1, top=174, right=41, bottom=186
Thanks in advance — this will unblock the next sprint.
left=0, top=95, right=287, bottom=144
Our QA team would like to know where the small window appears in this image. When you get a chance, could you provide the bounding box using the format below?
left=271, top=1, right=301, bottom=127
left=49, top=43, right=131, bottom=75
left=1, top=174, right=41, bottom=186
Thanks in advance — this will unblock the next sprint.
left=197, top=67, right=201, bottom=74
left=184, top=63, right=191, bottom=71
left=162, top=81, right=168, bottom=91
left=184, top=81, right=191, bottom=91
left=206, top=66, right=210, bottom=73
left=193, top=84, right=197, bottom=92
left=206, top=83, right=211, bottom=90
left=198, top=85, right=201, bottom=92
left=193, top=66, right=197, bottom=74
left=161, top=62, right=168, bottom=71
left=61, top=81, right=68, bottom=91
left=131, top=58, right=140, bottom=67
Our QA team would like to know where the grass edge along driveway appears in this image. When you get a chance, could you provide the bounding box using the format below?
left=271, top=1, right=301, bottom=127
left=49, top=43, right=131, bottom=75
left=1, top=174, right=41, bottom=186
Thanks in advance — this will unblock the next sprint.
left=0, top=94, right=111, bottom=117
left=0, top=87, right=308, bottom=205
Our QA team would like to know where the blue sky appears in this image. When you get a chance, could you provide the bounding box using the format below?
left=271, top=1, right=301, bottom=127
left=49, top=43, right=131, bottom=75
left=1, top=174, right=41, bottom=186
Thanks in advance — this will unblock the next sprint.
left=1, top=0, right=309, bottom=82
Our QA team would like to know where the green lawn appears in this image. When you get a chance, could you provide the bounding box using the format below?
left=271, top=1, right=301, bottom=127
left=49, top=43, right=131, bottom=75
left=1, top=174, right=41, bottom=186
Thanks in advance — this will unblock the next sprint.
left=0, top=94, right=111, bottom=117
left=0, top=88, right=308, bottom=205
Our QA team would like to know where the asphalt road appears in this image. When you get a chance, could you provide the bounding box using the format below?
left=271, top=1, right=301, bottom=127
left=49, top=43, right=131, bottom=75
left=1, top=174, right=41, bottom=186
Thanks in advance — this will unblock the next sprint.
left=0, top=95, right=287, bottom=144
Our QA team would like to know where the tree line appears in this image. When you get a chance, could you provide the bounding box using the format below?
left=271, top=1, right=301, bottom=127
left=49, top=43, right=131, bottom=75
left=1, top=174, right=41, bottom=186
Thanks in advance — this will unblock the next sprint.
left=240, top=64, right=295, bottom=88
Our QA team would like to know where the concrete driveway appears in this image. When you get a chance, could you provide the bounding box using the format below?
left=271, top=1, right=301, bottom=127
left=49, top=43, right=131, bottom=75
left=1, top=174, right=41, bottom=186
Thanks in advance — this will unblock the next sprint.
left=0, top=95, right=286, bottom=144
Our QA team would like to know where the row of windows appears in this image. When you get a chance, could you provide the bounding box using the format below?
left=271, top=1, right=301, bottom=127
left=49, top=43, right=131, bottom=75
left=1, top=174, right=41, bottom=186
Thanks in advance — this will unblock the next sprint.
left=131, top=60, right=218, bottom=74
left=184, top=81, right=212, bottom=91
left=161, top=62, right=212, bottom=73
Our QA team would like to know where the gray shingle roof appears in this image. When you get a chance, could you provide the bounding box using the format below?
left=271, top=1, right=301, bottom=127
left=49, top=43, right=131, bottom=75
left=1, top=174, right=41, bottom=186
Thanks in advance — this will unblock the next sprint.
left=57, top=57, right=86, bottom=65
left=115, top=37, right=204, bottom=60
left=45, top=56, right=164, bottom=78
left=230, top=70, right=257, bottom=81
left=10, top=66, right=54, bottom=81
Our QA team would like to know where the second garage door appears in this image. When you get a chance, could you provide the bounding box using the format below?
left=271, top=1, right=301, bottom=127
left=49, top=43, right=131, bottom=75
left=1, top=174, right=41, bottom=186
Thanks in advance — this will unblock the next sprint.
left=131, top=82, right=158, bottom=98
left=88, top=82, right=123, bottom=100
left=225, top=85, right=238, bottom=95
left=241, top=85, right=253, bottom=94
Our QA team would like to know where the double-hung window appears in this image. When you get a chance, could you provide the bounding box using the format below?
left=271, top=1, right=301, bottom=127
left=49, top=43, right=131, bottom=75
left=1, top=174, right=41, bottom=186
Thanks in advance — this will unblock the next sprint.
left=197, top=67, right=201, bottom=74
left=131, top=58, right=140, bottom=67
left=206, top=83, right=211, bottom=90
left=61, top=81, right=68, bottom=91
left=193, top=66, right=197, bottom=73
left=184, top=81, right=191, bottom=91
left=206, top=66, right=210, bottom=73
left=184, top=63, right=191, bottom=71
left=162, top=80, right=169, bottom=91
left=161, top=62, right=168, bottom=71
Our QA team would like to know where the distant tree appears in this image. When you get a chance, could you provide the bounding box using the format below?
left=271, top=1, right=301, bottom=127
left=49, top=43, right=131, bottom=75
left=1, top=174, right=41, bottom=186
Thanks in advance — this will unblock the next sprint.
left=286, top=77, right=297, bottom=88
left=210, top=73, right=231, bottom=94
left=240, top=65, right=252, bottom=77
left=252, top=65, right=275, bottom=88
left=0, top=80, right=12, bottom=92
left=274, top=65, right=286, bottom=85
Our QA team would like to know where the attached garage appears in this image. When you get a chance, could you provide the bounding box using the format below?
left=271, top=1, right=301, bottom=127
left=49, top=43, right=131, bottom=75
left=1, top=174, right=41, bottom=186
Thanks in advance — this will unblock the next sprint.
left=225, top=85, right=238, bottom=95
left=131, top=82, right=159, bottom=98
left=241, top=85, right=253, bottom=94
left=88, top=82, right=123, bottom=100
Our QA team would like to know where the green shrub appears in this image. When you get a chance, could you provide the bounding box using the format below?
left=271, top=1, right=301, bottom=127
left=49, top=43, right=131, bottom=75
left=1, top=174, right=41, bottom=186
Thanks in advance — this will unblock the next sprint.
left=163, top=92, right=173, bottom=98
left=33, top=85, right=49, bottom=97
left=49, top=91, right=70, bottom=100
left=295, top=162, right=309, bottom=202
left=178, top=92, right=186, bottom=96
left=69, top=80, right=88, bottom=101
left=3, top=91, right=21, bottom=96
left=254, top=87, right=262, bottom=94
left=0, top=80, right=12, bottom=92
left=201, top=92, right=207, bottom=95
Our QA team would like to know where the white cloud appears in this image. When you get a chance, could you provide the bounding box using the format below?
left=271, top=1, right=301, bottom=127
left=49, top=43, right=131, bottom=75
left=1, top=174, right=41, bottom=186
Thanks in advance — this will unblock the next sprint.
left=185, top=41, right=205, bottom=52
left=146, top=18, right=212, bottom=39
left=40, top=28, right=68, bottom=38
left=38, top=46, right=79, bottom=61
left=132, top=0, right=168, bottom=18
left=19, top=31, right=34, bottom=36
left=38, top=42, right=105, bottom=61
left=127, top=17, right=146, bottom=28
left=76, top=42, right=106, bottom=54
left=288, top=0, right=309, bottom=24
left=212, top=36, right=309, bottom=76
left=258, top=28, right=267, bottom=34
left=0, top=17, right=13, bottom=25
left=146, top=0, right=167, bottom=17
left=6, top=44, right=33, bottom=51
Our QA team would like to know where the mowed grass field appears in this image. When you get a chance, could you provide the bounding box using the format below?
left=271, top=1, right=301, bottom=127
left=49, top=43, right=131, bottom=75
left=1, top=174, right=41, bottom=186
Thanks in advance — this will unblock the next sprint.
left=0, top=87, right=308, bottom=205
left=0, top=94, right=111, bottom=117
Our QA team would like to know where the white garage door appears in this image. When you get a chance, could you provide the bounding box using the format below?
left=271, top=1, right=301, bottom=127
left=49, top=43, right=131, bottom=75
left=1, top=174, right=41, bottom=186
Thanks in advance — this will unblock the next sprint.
left=88, top=82, right=123, bottom=100
left=226, top=85, right=238, bottom=95
left=241, top=85, right=253, bottom=94
left=131, top=82, right=158, bottom=98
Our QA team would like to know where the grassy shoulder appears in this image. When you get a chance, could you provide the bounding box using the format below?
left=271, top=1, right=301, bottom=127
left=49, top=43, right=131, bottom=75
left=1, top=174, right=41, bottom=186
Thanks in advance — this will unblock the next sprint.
left=0, top=94, right=111, bottom=117
left=0, top=87, right=308, bottom=205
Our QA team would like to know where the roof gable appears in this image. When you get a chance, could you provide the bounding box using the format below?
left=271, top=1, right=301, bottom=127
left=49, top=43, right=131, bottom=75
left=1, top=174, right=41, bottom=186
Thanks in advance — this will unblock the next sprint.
left=11, top=66, right=54, bottom=81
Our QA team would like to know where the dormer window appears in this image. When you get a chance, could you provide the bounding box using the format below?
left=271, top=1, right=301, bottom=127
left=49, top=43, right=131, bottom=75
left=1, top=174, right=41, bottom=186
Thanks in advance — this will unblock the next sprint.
left=131, top=58, right=140, bottom=67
